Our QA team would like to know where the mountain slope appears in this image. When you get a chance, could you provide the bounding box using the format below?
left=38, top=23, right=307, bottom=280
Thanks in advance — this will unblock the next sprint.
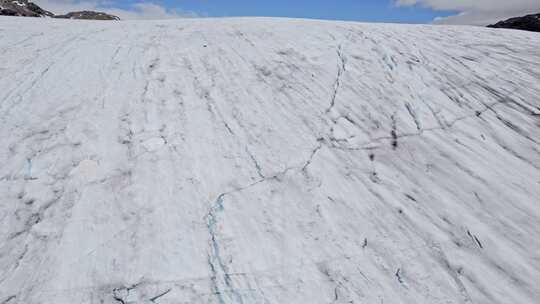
left=0, top=0, right=119, bottom=20
left=488, top=13, right=540, bottom=32
left=0, top=17, right=539, bottom=304
left=0, top=0, right=53, bottom=17
left=53, top=11, right=120, bottom=21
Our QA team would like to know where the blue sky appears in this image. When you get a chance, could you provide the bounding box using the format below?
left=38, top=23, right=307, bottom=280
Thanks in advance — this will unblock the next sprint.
left=36, top=0, right=540, bottom=24
left=153, top=0, right=455, bottom=23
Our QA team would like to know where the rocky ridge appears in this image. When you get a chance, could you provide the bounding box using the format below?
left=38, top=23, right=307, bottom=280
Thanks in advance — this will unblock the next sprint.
left=53, top=10, right=120, bottom=21
left=0, top=0, right=119, bottom=20
left=0, top=0, right=52, bottom=17
left=488, top=13, right=540, bottom=32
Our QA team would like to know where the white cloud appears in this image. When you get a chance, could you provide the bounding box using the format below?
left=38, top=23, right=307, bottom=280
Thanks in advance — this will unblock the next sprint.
left=33, top=0, right=197, bottom=19
left=395, top=0, right=540, bottom=25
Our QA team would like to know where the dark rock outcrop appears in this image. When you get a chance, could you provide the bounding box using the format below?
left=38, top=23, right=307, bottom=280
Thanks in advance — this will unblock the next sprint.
left=0, top=0, right=53, bottom=17
left=53, top=10, right=120, bottom=21
left=0, top=0, right=120, bottom=20
left=487, top=13, right=540, bottom=33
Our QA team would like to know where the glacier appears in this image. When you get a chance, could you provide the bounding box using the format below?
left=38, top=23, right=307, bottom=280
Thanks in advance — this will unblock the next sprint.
left=0, top=16, right=540, bottom=304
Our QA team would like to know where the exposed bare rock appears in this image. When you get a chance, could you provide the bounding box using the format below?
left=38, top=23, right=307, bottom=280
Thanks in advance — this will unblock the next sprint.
left=488, top=13, right=540, bottom=33
left=0, top=0, right=53, bottom=17
left=0, top=1, right=119, bottom=20
left=53, top=10, right=120, bottom=21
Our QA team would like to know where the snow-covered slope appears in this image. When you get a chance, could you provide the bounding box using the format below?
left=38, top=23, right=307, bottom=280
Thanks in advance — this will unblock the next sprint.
left=1, top=16, right=539, bottom=304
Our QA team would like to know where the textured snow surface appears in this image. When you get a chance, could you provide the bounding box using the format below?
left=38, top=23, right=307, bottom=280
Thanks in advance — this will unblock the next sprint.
left=1, top=16, right=540, bottom=304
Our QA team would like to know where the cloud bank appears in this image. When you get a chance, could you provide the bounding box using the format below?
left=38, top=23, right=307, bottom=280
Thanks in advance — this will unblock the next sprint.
left=395, top=0, right=540, bottom=25
left=33, top=0, right=197, bottom=19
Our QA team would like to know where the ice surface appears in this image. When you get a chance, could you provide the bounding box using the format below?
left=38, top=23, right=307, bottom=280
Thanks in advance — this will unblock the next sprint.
left=0, top=16, right=539, bottom=304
